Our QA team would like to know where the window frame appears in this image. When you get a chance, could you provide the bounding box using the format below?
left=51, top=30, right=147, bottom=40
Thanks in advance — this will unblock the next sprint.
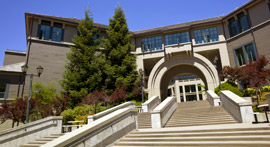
left=0, top=79, right=10, bottom=99
left=37, top=20, right=64, bottom=42
left=165, top=31, right=190, bottom=46
left=141, top=36, right=162, bottom=52
left=233, top=41, right=258, bottom=66
left=193, top=27, right=219, bottom=44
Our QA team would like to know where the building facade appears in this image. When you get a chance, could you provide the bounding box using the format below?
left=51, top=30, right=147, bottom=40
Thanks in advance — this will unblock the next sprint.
left=0, top=0, right=270, bottom=102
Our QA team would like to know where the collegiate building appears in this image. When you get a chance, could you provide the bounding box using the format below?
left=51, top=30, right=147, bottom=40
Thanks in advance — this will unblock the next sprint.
left=1, top=0, right=270, bottom=102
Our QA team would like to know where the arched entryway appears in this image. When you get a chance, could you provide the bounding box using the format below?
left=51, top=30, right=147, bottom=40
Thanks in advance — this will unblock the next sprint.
left=147, top=53, right=219, bottom=101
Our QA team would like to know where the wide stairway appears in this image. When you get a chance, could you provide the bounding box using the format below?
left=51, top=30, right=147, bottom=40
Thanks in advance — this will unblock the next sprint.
left=19, top=133, right=65, bottom=147
left=166, top=100, right=237, bottom=127
left=114, top=123, right=270, bottom=147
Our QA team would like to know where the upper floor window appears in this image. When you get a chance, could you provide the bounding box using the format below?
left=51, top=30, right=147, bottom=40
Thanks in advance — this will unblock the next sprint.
left=165, top=32, right=190, bottom=45
left=238, top=12, right=250, bottom=32
left=234, top=43, right=257, bottom=66
left=52, top=23, right=63, bottom=42
left=39, top=20, right=51, bottom=40
left=228, top=12, right=250, bottom=37
left=38, top=20, right=63, bottom=42
left=194, top=27, right=218, bottom=44
left=141, top=36, right=162, bottom=52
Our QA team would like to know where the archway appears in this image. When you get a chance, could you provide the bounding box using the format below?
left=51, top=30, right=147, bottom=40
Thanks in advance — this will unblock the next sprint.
left=147, top=53, right=219, bottom=100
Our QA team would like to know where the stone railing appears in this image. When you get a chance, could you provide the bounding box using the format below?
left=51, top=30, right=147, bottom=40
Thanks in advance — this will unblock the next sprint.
left=206, top=90, right=220, bottom=106
left=151, top=96, right=177, bottom=128
left=220, top=90, right=254, bottom=123
left=88, top=102, right=135, bottom=123
left=42, top=108, right=138, bottom=147
left=142, top=96, right=160, bottom=112
left=0, top=116, right=63, bottom=147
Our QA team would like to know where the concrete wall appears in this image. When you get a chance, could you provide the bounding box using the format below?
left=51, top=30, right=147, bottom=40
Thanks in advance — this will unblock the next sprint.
left=24, top=40, right=71, bottom=93
left=0, top=116, right=63, bottom=147
left=3, top=51, right=26, bottom=66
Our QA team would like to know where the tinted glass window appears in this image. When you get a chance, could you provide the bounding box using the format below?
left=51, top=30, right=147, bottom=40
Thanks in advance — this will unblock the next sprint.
left=245, top=43, right=257, bottom=62
left=141, top=36, right=162, bottom=52
left=235, top=47, right=246, bottom=66
left=52, top=23, right=63, bottom=42
left=0, top=82, right=6, bottom=98
left=165, top=32, right=190, bottom=45
left=238, top=12, right=250, bottom=32
left=39, top=20, right=51, bottom=40
left=194, top=27, right=218, bottom=44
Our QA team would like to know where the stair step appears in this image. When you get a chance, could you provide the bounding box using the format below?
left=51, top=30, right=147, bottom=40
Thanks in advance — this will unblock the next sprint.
left=19, top=144, right=41, bottom=147
left=120, top=135, right=270, bottom=142
left=114, top=141, right=270, bottom=147
left=28, top=141, right=47, bottom=144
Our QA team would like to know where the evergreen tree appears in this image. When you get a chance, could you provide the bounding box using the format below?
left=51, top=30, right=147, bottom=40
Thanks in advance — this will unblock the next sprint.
left=61, top=10, right=105, bottom=105
left=103, top=5, right=138, bottom=98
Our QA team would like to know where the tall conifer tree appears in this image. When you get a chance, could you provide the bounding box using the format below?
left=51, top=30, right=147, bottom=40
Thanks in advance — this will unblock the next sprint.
left=61, top=10, right=105, bottom=105
left=103, top=5, right=138, bottom=97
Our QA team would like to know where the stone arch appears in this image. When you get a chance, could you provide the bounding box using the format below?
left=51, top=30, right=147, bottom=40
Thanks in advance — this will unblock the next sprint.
left=147, top=53, right=219, bottom=100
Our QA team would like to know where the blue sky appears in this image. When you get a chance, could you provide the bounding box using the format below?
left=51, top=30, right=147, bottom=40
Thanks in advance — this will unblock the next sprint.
left=0, top=0, right=249, bottom=66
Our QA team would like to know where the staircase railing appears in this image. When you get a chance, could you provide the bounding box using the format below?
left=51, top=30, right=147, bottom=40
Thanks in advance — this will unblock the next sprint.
left=142, top=96, right=160, bottom=112
left=151, top=96, right=177, bottom=128
left=41, top=108, right=138, bottom=147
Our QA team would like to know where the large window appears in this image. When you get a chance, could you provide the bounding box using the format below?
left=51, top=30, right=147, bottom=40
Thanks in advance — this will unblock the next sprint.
left=52, top=23, right=63, bottom=42
left=38, top=20, right=51, bottom=40
left=0, top=81, right=8, bottom=98
left=194, top=27, right=218, bottom=44
left=234, top=43, right=257, bottom=66
left=141, top=36, right=162, bottom=52
left=165, top=32, right=190, bottom=45
left=228, top=12, right=250, bottom=37
left=38, top=21, right=63, bottom=42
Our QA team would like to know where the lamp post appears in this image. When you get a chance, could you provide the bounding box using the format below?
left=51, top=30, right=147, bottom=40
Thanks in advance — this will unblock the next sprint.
left=21, top=65, right=44, bottom=124
left=213, top=56, right=221, bottom=90
left=139, top=69, right=144, bottom=103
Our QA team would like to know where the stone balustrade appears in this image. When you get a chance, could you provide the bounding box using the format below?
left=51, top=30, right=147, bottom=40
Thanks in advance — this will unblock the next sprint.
left=206, top=90, right=220, bottom=106
left=220, top=90, right=254, bottom=123
left=0, top=116, right=63, bottom=147
left=151, top=96, right=177, bottom=128
left=42, top=108, right=138, bottom=147
left=142, top=96, right=160, bottom=112
left=88, top=101, right=135, bottom=124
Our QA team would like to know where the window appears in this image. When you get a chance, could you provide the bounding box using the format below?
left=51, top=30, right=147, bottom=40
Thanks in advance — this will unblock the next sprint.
left=199, top=94, right=203, bottom=100
left=228, top=12, right=250, bottom=37
left=179, top=86, right=183, bottom=93
left=0, top=81, right=9, bottom=98
left=185, top=86, right=190, bottom=93
left=234, top=43, right=257, bottom=66
left=38, top=21, right=64, bottom=42
left=141, top=36, right=162, bottom=52
left=52, top=23, right=63, bottom=42
left=38, top=20, right=51, bottom=40
left=194, top=27, right=218, bottom=44
left=191, top=85, right=196, bottom=92
left=237, top=12, right=250, bottom=32
left=165, top=32, right=190, bottom=45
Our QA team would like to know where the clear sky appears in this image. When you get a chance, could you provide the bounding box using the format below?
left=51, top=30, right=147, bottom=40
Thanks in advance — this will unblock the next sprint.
left=0, top=0, right=249, bottom=66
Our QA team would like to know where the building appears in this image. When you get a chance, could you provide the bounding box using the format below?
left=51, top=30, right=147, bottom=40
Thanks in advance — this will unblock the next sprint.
left=0, top=0, right=270, bottom=102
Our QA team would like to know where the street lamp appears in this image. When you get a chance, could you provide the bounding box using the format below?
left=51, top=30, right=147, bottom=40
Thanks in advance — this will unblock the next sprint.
left=139, top=69, right=144, bottom=103
left=213, top=56, right=221, bottom=90
left=21, top=64, right=44, bottom=124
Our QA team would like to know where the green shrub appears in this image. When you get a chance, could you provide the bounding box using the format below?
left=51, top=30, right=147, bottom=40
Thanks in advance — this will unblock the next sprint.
left=252, top=105, right=263, bottom=112
left=215, top=82, right=244, bottom=97
left=60, top=109, right=74, bottom=125
left=32, top=82, right=57, bottom=105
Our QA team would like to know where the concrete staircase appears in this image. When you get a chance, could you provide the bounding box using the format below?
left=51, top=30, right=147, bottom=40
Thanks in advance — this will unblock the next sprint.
left=114, top=123, right=270, bottom=147
left=19, top=133, right=65, bottom=147
left=138, top=112, right=151, bottom=129
left=166, top=100, right=237, bottom=127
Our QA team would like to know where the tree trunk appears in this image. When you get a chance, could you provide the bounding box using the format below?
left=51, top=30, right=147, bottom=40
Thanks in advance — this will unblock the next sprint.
left=12, top=120, right=15, bottom=128
left=256, top=88, right=259, bottom=105
left=17, top=121, right=19, bottom=126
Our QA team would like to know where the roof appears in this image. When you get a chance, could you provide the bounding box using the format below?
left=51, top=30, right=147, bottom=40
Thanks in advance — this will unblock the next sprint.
left=5, top=49, right=26, bottom=55
left=0, top=62, right=25, bottom=73
left=25, top=12, right=109, bottom=30
left=133, top=16, right=223, bottom=35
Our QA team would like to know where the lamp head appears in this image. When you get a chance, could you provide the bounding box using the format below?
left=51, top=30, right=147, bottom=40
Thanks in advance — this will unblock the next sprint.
left=37, top=66, right=44, bottom=77
left=21, top=64, right=28, bottom=73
